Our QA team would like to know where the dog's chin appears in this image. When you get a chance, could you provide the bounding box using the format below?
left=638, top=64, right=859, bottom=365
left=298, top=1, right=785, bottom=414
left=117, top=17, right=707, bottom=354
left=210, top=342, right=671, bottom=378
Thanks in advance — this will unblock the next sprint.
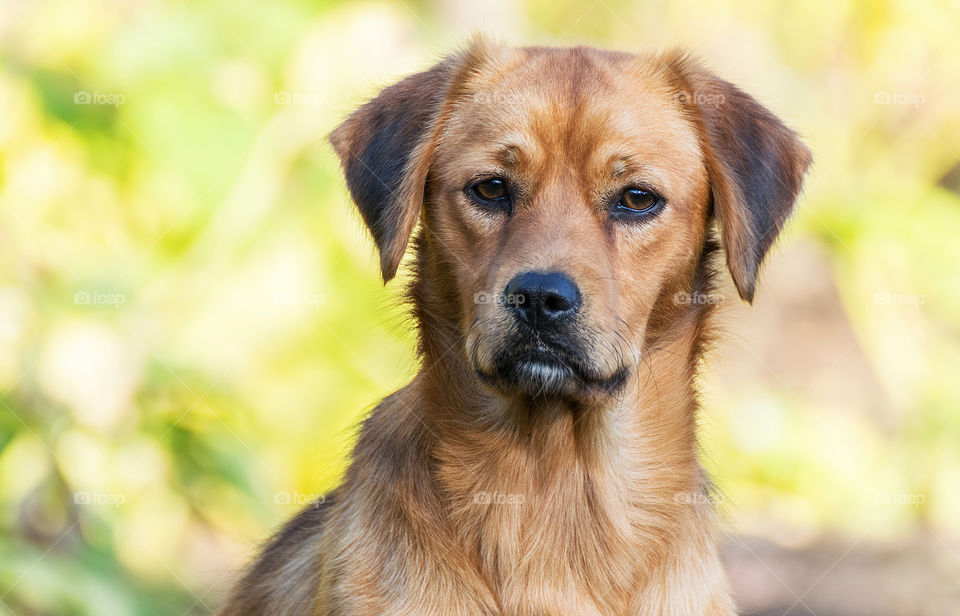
left=475, top=344, right=628, bottom=400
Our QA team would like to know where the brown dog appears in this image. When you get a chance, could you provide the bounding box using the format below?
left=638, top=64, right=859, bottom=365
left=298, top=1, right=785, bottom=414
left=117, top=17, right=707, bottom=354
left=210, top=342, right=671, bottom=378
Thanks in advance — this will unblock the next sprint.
left=220, top=39, right=810, bottom=615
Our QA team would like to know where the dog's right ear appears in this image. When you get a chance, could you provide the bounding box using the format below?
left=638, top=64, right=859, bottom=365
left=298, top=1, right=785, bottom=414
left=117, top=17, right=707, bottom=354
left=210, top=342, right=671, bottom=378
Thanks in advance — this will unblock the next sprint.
left=329, top=43, right=490, bottom=282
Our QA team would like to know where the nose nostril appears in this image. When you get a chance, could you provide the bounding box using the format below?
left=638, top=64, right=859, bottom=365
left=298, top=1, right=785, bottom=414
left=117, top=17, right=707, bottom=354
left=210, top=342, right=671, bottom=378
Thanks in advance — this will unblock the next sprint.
left=543, top=293, right=570, bottom=315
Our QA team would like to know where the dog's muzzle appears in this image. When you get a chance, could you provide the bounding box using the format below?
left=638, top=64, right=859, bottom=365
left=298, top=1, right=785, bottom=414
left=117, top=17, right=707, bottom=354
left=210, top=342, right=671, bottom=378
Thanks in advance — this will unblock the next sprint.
left=475, top=271, right=627, bottom=398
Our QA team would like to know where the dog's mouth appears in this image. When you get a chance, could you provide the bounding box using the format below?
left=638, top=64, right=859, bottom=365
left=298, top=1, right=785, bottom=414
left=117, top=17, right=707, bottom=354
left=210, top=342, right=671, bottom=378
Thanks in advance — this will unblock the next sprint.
left=473, top=335, right=628, bottom=399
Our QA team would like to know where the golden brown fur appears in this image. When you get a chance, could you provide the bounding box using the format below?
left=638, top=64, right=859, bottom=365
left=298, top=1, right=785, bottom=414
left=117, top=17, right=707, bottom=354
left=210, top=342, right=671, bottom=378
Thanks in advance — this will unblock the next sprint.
left=220, top=39, right=811, bottom=615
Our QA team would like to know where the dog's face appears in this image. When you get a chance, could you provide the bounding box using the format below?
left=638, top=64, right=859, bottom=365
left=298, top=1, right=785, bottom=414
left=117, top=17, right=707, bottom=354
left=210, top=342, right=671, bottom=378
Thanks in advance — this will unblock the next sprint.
left=431, top=50, right=710, bottom=399
left=331, top=42, right=810, bottom=402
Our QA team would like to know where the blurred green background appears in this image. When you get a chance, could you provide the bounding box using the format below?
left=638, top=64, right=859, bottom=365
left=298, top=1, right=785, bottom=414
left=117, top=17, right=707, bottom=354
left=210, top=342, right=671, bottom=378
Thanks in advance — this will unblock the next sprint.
left=1, top=0, right=958, bottom=614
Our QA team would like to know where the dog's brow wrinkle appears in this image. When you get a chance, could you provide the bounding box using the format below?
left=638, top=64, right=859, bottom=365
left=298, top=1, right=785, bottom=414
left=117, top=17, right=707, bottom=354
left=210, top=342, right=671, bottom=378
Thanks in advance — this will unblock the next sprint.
left=495, top=144, right=521, bottom=167
left=611, top=158, right=628, bottom=177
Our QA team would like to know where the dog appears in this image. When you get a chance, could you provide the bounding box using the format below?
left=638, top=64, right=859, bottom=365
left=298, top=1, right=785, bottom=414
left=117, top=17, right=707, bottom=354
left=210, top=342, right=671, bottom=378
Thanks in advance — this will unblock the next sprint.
left=220, top=38, right=811, bottom=615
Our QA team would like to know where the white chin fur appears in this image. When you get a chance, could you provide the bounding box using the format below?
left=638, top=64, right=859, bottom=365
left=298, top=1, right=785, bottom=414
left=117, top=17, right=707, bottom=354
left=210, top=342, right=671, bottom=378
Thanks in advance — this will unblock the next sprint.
left=517, top=360, right=572, bottom=394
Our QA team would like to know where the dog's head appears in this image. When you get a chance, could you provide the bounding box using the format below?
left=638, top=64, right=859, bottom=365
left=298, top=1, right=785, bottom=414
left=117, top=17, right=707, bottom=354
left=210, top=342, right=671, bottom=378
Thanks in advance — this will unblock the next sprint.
left=331, top=40, right=810, bottom=402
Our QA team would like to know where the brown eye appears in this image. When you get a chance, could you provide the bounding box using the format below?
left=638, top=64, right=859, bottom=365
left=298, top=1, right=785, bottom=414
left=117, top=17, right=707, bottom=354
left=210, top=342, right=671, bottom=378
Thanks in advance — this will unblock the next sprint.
left=618, top=188, right=660, bottom=213
left=467, top=178, right=512, bottom=213
left=471, top=178, right=508, bottom=201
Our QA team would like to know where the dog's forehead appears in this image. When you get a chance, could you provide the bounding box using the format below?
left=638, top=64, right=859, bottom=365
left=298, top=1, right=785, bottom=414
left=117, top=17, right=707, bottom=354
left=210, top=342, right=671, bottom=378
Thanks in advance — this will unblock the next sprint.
left=442, top=46, right=701, bottom=176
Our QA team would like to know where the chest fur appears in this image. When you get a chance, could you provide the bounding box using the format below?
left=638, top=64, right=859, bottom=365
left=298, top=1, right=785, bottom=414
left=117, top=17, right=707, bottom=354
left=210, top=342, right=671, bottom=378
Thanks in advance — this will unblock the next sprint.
left=437, top=426, right=658, bottom=615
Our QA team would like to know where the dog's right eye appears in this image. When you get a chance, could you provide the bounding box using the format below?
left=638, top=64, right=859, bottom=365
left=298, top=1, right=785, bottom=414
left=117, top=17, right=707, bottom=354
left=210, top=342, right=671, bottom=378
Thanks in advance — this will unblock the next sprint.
left=467, top=178, right=511, bottom=211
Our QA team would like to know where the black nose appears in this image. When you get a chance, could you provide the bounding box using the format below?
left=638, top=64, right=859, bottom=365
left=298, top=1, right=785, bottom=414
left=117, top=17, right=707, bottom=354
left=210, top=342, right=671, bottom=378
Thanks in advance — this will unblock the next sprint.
left=504, top=271, right=581, bottom=328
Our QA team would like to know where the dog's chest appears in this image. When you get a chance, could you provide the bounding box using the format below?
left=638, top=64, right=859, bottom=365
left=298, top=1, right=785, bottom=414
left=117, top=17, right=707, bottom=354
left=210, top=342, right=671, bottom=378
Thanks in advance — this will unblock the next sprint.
left=453, top=457, right=643, bottom=615
left=487, top=503, right=639, bottom=615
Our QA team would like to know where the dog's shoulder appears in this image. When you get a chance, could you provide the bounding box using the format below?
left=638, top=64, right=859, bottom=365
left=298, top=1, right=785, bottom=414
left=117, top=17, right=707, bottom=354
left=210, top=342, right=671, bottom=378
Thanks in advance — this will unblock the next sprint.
left=218, top=495, right=335, bottom=615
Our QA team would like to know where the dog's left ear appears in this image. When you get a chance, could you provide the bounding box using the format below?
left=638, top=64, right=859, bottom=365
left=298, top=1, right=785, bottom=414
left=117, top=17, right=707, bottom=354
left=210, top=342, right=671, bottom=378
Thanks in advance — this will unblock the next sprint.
left=329, top=42, right=491, bottom=282
left=670, top=56, right=812, bottom=303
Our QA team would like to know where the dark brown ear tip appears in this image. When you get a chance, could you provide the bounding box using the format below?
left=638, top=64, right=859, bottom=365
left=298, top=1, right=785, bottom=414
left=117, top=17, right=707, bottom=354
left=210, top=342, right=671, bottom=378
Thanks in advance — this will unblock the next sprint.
left=379, top=256, right=400, bottom=285
left=731, top=268, right=757, bottom=304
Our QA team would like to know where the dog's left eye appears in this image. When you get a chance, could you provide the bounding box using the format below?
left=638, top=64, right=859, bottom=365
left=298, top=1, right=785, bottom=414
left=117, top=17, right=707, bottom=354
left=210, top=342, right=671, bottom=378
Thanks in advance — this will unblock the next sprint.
left=616, top=188, right=662, bottom=214
left=467, top=178, right=511, bottom=211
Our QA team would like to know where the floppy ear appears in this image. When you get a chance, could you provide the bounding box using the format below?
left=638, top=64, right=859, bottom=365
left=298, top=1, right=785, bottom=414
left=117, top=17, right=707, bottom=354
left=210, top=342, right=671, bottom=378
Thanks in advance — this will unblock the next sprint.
left=670, top=57, right=812, bottom=302
left=329, top=45, right=486, bottom=282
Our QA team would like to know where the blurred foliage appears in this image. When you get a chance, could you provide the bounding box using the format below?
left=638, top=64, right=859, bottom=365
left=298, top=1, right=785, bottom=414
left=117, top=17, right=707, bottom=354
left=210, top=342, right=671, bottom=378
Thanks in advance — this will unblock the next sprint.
left=0, top=0, right=958, bottom=614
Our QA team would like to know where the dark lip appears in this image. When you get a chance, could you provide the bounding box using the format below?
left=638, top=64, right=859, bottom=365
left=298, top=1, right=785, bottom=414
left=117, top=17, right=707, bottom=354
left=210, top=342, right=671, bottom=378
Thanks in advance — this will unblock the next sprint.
left=474, top=337, right=629, bottom=397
